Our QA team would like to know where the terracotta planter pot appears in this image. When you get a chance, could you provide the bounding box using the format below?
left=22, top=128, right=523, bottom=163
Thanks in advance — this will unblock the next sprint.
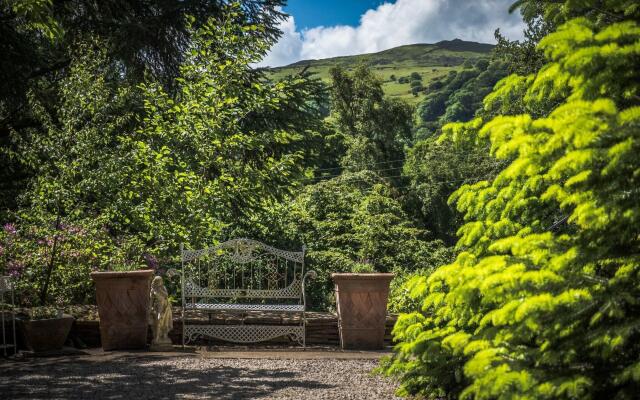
left=19, top=315, right=74, bottom=352
left=332, top=273, right=394, bottom=350
left=91, top=270, right=154, bottom=350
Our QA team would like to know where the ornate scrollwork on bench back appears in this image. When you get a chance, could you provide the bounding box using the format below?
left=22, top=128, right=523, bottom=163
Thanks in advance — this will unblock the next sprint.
left=182, top=238, right=304, bottom=263
left=181, top=238, right=306, bottom=298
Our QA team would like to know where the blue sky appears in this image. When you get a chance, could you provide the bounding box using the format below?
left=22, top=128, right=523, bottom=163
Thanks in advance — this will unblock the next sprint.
left=261, top=0, right=526, bottom=67
left=283, top=1, right=388, bottom=29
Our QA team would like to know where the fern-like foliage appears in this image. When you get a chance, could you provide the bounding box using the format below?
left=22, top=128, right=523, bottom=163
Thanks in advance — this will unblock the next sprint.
left=384, top=8, right=640, bottom=400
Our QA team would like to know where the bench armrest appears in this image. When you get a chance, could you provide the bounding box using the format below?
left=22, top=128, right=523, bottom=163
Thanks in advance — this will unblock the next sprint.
left=166, top=268, right=181, bottom=278
left=302, top=270, right=317, bottom=287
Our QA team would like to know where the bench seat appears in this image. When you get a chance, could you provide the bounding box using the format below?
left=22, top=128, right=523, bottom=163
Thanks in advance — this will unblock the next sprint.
left=185, top=303, right=305, bottom=313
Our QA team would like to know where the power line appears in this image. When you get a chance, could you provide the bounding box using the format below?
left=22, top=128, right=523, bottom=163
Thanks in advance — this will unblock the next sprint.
left=307, top=159, right=502, bottom=183
left=311, top=152, right=502, bottom=173
left=279, top=174, right=492, bottom=190
left=313, top=158, right=406, bottom=172
left=298, top=174, right=407, bottom=185
left=309, top=165, right=405, bottom=181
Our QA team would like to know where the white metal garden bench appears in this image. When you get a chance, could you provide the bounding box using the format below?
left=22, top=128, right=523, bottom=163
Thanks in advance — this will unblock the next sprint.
left=178, top=239, right=316, bottom=347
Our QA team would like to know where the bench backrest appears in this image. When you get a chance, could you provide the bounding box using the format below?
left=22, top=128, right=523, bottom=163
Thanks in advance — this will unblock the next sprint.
left=181, top=238, right=305, bottom=301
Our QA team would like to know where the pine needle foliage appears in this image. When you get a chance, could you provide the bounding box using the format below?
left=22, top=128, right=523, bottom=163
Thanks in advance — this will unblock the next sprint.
left=384, top=8, right=640, bottom=400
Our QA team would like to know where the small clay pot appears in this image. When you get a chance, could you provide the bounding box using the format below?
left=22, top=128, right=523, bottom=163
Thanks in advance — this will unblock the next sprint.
left=19, top=315, right=74, bottom=352
left=91, top=270, right=154, bottom=350
left=332, top=273, right=394, bottom=350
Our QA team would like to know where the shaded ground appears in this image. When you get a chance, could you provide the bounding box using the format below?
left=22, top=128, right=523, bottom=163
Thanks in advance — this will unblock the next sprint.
left=0, top=349, right=400, bottom=399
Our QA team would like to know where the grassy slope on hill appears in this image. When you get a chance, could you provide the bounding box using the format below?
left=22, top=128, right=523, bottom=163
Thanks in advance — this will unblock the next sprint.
left=267, top=39, right=494, bottom=104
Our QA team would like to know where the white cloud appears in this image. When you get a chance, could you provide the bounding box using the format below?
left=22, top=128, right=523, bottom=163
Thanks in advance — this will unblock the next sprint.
left=257, top=0, right=526, bottom=67
left=257, top=15, right=303, bottom=68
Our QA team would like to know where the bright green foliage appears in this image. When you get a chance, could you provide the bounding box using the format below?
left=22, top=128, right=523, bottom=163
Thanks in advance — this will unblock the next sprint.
left=386, top=14, right=640, bottom=400
left=512, top=0, right=640, bottom=30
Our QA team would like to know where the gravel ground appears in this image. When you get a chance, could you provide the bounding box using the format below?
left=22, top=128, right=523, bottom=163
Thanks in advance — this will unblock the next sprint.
left=0, top=352, right=401, bottom=399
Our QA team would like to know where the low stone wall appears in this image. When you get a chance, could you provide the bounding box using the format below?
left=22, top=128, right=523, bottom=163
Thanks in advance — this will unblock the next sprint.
left=66, top=307, right=397, bottom=347
left=3, top=307, right=398, bottom=349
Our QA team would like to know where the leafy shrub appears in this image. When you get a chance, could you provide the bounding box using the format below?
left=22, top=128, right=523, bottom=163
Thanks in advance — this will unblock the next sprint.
left=288, top=173, right=451, bottom=310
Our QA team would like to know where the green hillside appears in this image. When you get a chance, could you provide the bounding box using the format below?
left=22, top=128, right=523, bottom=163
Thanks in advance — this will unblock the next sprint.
left=268, top=39, right=494, bottom=103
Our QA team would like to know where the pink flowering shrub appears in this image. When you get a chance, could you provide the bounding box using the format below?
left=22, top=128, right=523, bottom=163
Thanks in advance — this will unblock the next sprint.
left=0, top=218, right=159, bottom=306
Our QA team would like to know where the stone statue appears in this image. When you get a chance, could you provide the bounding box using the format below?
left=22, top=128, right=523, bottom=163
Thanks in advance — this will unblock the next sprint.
left=148, top=276, right=173, bottom=351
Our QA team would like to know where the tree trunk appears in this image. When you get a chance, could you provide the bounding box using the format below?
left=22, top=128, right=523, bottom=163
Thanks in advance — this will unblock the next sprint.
left=40, top=213, right=61, bottom=305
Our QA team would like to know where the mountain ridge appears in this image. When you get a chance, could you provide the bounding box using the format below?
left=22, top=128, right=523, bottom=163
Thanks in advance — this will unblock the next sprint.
left=272, top=39, right=494, bottom=69
left=268, top=39, right=494, bottom=103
